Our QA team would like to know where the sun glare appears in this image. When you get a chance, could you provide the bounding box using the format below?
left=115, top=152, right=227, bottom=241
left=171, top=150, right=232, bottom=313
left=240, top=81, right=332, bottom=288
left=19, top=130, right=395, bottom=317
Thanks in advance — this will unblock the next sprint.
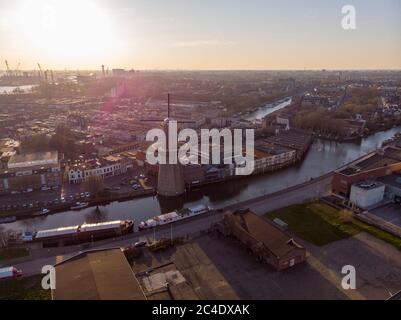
left=17, top=0, right=114, bottom=65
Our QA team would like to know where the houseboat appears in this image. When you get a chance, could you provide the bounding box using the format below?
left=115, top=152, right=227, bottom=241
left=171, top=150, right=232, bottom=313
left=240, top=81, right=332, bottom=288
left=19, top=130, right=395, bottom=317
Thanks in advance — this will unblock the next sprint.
left=138, top=204, right=212, bottom=231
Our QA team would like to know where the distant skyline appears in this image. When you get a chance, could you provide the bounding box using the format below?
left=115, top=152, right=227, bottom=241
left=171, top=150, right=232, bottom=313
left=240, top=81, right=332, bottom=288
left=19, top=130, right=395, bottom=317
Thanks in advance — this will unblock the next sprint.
left=0, top=0, right=400, bottom=70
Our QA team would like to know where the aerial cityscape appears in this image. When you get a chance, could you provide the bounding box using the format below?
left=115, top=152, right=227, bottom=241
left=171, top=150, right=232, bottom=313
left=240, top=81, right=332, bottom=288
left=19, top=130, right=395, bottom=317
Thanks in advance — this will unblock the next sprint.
left=0, top=0, right=401, bottom=305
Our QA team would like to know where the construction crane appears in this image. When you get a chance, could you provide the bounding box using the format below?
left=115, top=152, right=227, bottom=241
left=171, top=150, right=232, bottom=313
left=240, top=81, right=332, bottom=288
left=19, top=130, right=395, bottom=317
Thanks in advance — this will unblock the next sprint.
left=50, top=70, right=55, bottom=85
left=5, top=60, right=11, bottom=76
left=15, top=62, right=21, bottom=77
left=44, top=70, right=49, bottom=84
left=37, top=63, right=43, bottom=78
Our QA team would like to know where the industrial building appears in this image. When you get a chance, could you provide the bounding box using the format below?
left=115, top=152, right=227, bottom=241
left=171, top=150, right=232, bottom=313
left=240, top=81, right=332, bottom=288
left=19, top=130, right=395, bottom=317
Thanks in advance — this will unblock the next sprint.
left=253, top=142, right=297, bottom=173
left=263, top=128, right=313, bottom=160
left=52, top=248, right=146, bottom=300
left=332, top=146, right=401, bottom=197
left=350, top=181, right=386, bottom=209
left=0, top=150, right=61, bottom=193
left=216, top=209, right=306, bottom=271
left=378, top=173, right=401, bottom=202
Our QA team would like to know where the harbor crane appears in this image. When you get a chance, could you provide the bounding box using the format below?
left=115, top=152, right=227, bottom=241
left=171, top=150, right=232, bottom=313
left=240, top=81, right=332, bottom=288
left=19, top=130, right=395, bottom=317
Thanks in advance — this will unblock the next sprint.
left=15, top=62, right=21, bottom=76
left=4, top=60, right=11, bottom=76
left=37, top=63, right=43, bottom=79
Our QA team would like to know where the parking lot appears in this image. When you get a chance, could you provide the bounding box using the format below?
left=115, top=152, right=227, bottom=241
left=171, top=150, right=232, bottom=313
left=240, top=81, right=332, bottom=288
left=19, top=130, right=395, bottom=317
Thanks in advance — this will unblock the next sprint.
left=193, top=232, right=401, bottom=300
left=0, top=168, right=155, bottom=215
left=371, top=203, right=401, bottom=228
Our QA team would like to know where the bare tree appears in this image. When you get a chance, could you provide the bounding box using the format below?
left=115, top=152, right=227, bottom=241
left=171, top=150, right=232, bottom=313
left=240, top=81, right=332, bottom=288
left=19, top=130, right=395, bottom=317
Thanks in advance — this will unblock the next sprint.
left=83, top=175, right=104, bottom=195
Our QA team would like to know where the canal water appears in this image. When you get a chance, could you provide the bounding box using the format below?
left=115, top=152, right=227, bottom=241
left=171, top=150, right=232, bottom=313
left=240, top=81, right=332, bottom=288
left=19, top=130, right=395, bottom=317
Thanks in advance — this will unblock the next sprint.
left=246, top=97, right=292, bottom=121
left=3, top=126, right=400, bottom=233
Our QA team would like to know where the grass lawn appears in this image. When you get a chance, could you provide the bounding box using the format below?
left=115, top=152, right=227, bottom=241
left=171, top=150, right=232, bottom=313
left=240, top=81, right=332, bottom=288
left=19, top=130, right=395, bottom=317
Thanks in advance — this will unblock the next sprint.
left=0, top=248, right=30, bottom=261
left=267, top=202, right=359, bottom=246
left=0, top=275, right=51, bottom=300
left=267, top=201, right=401, bottom=250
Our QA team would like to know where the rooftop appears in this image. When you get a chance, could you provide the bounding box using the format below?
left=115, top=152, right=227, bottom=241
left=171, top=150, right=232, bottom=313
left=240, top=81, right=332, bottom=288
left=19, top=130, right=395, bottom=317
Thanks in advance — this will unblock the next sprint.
left=378, top=174, right=401, bottom=189
left=263, top=129, right=312, bottom=151
left=226, top=209, right=304, bottom=258
left=353, top=181, right=385, bottom=190
left=8, top=151, right=58, bottom=169
left=52, top=248, right=146, bottom=300
left=338, top=147, right=401, bottom=176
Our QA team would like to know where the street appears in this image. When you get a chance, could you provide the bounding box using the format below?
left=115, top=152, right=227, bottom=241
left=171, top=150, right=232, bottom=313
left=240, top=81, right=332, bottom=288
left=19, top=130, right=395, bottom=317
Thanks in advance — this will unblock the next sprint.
left=5, top=174, right=333, bottom=276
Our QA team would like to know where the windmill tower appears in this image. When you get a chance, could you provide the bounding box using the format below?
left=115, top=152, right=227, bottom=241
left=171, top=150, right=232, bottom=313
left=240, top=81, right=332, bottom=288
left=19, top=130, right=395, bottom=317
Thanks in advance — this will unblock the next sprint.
left=143, top=94, right=194, bottom=197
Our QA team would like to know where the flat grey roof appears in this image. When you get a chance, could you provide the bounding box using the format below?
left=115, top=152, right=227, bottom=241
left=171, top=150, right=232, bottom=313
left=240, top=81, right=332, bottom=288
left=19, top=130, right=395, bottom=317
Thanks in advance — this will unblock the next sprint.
left=378, top=174, right=401, bottom=190
left=8, top=151, right=58, bottom=168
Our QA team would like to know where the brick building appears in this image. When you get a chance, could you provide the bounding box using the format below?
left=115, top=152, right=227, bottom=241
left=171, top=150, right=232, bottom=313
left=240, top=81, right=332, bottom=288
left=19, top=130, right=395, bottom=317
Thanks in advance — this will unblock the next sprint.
left=332, top=146, right=401, bottom=197
left=216, top=209, right=306, bottom=271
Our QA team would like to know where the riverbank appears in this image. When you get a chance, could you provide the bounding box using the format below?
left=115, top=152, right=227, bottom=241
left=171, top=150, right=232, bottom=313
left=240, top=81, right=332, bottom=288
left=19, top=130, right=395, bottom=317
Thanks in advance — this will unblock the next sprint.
left=1, top=139, right=313, bottom=224
left=312, top=124, right=401, bottom=143
left=245, top=96, right=292, bottom=121
left=0, top=188, right=156, bottom=221
left=2, top=125, right=400, bottom=233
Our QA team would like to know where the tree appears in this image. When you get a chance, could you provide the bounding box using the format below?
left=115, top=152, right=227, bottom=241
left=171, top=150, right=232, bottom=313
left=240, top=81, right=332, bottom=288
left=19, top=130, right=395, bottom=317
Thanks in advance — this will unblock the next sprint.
left=83, top=175, right=104, bottom=195
left=50, top=125, right=77, bottom=159
left=339, top=209, right=353, bottom=224
left=20, top=134, right=51, bottom=153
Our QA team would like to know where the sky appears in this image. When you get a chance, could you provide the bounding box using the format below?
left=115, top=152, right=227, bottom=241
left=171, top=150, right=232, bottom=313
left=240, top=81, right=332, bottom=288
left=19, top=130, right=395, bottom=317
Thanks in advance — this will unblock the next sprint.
left=0, top=0, right=400, bottom=70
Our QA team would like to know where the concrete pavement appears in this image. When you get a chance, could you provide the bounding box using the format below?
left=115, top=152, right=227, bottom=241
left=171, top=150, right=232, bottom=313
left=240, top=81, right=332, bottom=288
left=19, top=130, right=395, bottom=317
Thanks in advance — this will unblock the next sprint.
left=9, top=173, right=333, bottom=276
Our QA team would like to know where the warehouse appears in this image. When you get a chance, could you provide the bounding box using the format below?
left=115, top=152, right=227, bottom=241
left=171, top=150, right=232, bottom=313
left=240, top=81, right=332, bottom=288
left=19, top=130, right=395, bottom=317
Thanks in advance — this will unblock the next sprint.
left=52, top=248, right=146, bottom=300
left=216, top=209, right=306, bottom=271
left=0, top=150, right=61, bottom=192
left=350, top=181, right=386, bottom=209
left=332, top=146, right=401, bottom=197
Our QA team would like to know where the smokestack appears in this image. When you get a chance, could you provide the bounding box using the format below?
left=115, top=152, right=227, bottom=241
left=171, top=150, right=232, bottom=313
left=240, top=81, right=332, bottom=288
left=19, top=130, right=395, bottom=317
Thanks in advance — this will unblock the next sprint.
left=167, top=93, right=170, bottom=118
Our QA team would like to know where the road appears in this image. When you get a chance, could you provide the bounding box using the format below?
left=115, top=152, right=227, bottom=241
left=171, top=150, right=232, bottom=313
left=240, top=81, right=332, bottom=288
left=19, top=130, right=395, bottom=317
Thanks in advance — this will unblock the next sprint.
left=7, top=173, right=333, bottom=276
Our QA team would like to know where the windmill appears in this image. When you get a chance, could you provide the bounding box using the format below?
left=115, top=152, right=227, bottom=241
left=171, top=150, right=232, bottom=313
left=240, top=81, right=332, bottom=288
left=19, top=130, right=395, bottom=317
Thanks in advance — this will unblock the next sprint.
left=142, top=94, right=195, bottom=197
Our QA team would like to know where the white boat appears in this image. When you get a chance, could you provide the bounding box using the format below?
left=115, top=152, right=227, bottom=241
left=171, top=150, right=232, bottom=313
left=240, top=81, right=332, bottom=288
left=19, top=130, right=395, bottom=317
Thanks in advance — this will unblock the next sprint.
left=0, top=266, right=22, bottom=280
left=138, top=204, right=212, bottom=231
left=33, top=208, right=50, bottom=216
left=70, top=202, right=89, bottom=211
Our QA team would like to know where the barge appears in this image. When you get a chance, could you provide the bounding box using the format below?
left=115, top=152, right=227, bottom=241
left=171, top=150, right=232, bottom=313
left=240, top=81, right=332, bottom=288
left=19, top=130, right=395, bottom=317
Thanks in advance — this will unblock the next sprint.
left=138, top=204, right=212, bottom=231
left=22, top=220, right=134, bottom=247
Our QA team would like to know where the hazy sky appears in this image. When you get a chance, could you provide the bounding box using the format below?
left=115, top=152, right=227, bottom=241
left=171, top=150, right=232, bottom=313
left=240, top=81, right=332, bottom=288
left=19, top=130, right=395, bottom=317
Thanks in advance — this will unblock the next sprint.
left=0, top=0, right=400, bottom=70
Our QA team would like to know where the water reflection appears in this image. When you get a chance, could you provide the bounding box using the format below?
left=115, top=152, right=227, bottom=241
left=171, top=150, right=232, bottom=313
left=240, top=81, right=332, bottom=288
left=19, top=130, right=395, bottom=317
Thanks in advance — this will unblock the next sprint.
left=3, top=126, right=401, bottom=232
left=84, top=206, right=109, bottom=224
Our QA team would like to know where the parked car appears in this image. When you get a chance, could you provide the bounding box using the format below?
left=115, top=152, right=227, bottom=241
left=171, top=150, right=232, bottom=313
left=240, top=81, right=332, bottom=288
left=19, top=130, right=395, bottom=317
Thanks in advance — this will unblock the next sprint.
left=134, top=240, right=147, bottom=247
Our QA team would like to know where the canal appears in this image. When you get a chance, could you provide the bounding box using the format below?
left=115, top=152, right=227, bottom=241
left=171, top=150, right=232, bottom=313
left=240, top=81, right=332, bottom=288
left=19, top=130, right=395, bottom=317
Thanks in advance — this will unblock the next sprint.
left=245, top=97, right=292, bottom=121
left=3, top=126, right=401, bottom=233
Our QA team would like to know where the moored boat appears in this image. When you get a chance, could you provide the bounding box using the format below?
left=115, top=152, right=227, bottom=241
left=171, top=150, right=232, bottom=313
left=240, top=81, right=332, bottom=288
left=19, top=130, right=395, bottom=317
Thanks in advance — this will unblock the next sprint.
left=22, top=220, right=134, bottom=246
left=33, top=208, right=51, bottom=217
left=0, top=216, right=17, bottom=224
left=138, top=204, right=212, bottom=231
left=70, top=202, right=89, bottom=210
